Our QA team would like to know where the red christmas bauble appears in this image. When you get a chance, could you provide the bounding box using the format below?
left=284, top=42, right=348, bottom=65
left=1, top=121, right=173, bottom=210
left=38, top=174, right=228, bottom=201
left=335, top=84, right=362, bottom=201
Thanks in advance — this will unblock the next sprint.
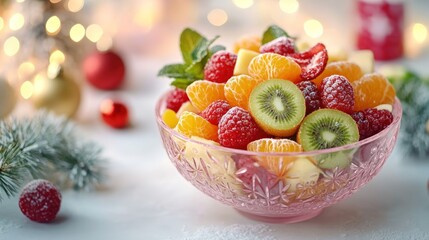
left=100, top=99, right=129, bottom=128
left=83, top=50, right=126, bottom=90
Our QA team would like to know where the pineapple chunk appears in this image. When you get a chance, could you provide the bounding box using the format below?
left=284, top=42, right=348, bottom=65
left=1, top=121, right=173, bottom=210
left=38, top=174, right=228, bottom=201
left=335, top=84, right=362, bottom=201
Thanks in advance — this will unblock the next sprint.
left=328, top=48, right=348, bottom=63
left=177, top=101, right=199, bottom=117
left=234, top=49, right=259, bottom=75
left=375, top=104, right=393, bottom=112
left=285, top=157, right=321, bottom=192
left=348, top=50, right=374, bottom=74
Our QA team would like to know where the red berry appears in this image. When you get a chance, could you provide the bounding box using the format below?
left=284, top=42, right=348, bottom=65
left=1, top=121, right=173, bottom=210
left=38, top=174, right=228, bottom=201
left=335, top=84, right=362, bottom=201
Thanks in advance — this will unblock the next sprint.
left=296, top=81, right=321, bottom=114
left=200, top=100, right=231, bottom=125
left=19, top=180, right=62, bottom=223
left=232, top=155, right=279, bottom=193
left=166, top=88, right=189, bottom=112
left=204, top=51, right=237, bottom=83
left=288, top=43, right=328, bottom=80
left=260, top=36, right=296, bottom=56
left=218, top=107, right=267, bottom=149
left=321, top=75, right=355, bottom=114
left=100, top=99, right=129, bottom=128
left=351, top=108, right=393, bottom=140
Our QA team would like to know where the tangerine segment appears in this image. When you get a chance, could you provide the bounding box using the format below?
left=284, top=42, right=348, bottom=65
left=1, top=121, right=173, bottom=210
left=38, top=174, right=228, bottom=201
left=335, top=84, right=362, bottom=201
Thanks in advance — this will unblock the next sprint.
left=224, top=75, right=260, bottom=110
left=174, top=111, right=218, bottom=142
left=248, top=53, right=301, bottom=83
left=186, top=80, right=226, bottom=111
left=247, top=138, right=303, bottom=177
left=232, top=35, right=261, bottom=54
left=162, top=109, right=179, bottom=128
left=352, top=73, right=396, bottom=111
left=311, top=61, right=364, bottom=88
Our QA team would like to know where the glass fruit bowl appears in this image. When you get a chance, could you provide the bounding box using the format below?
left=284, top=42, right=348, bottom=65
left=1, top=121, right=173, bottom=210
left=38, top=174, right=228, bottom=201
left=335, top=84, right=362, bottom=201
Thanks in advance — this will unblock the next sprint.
left=156, top=93, right=402, bottom=223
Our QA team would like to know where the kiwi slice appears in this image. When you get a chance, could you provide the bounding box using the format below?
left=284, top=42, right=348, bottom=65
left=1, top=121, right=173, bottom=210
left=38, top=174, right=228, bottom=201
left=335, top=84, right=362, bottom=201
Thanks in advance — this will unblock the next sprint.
left=249, top=79, right=305, bottom=137
left=297, top=109, right=359, bottom=169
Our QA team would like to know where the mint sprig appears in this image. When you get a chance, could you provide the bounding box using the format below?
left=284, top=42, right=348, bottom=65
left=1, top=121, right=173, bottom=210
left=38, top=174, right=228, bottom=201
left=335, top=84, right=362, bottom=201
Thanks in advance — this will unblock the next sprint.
left=262, top=25, right=292, bottom=44
left=158, top=28, right=225, bottom=89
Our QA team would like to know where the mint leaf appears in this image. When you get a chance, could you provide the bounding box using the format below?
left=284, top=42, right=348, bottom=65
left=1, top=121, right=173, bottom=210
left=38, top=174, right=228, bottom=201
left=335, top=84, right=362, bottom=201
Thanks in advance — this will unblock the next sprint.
left=262, top=25, right=291, bottom=44
left=186, top=62, right=205, bottom=80
left=180, top=28, right=206, bottom=64
left=171, top=78, right=196, bottom=89
left=191, top=36, right=220, bottom=63
left=209, top=45, right=226, bottom=57
left=157, top=63, right=192, bottom=79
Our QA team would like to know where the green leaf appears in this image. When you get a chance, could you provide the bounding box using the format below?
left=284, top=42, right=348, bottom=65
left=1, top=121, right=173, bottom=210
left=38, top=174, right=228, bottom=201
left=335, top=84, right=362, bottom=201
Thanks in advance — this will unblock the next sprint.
left=157, top=63, right=191, bottom=79
left=191, top=35, right=220, bottom=63
left=209, top=45, right=226, bottom=57
left=171, top=78, right=196, bottom=89
left=262, top=25, right=291, bottom=44
left=186, top=62, right=205, bottom=80
left=180, top=28, right=206, bottom=64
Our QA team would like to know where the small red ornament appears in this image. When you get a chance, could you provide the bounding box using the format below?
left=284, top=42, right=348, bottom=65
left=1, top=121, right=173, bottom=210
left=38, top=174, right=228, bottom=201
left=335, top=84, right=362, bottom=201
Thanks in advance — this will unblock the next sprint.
left=100, top=99, right=129, bottom=128
left=83, top=50, right=126, bottom=90
left=19, top=179, right=62, bottom=223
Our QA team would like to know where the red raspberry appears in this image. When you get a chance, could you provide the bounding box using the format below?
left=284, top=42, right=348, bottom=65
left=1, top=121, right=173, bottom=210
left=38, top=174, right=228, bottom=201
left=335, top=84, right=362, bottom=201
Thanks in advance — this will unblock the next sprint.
left=218, top=107, right=267, bottom=149
left=204, top=51, right=237, bottom=83
left=288, top=43, right=328, bottom=80
left=351, top=108, right=393, bottom=140
left=260, top=36, right=296, bottom=56
left=296, top=81, right=321, bottom=114
left=320, top=75, right=354, bottom=114
left=232, top=155, right=279, bottom=194
left=19, top=180, right=62, bottom=223
left=200, top=100, right=231, bottom=125
left=166, top=88, right=189, bottom=112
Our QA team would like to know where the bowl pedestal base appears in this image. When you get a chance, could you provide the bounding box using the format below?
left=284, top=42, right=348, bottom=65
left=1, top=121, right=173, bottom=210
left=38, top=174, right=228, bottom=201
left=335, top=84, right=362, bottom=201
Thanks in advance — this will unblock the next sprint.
left=236, top=209, right=323, bottom=223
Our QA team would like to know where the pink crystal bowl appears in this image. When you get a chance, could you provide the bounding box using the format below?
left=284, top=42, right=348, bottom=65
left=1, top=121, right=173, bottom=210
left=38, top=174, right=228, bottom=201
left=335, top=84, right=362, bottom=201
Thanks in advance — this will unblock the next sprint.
left=156, top=94, right=402, bottom=223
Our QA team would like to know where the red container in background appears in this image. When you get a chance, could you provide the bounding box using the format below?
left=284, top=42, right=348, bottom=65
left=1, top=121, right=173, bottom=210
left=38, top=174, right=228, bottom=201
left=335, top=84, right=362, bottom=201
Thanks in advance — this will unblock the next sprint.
left=357, top=0, right=404, bottom=60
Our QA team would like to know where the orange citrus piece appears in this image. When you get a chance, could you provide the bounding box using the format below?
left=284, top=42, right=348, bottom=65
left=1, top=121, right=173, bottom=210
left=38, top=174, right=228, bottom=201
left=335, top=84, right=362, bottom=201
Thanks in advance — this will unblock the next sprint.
left=248, top=53, right=301, bottom=83
left=186, top=80, right=226, bottom=112
left=232, top=35, right=261, bottom=54
left=352, top=73, right=396, bottom=111
left=311, top=61, right=364, bottom=88
left=162, top=109, right=179, bottom=128
left=247, top=138, right=303, bottom=177
left=224, top=75, right=260, bottom=110
left=174, top=111, right=218, bottom=142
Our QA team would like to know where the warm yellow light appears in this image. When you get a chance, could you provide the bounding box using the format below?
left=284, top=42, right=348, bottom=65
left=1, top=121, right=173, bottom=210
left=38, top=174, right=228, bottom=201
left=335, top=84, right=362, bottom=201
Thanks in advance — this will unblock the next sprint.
left=207, top=9, right=228, bottom=27
left=50, top=0, right=62, bottom=3
left=279, top=0, right=299, bottom=14
left=46, top=16, right=61, bottom=35
left=33, top=74, right=46, bottom=95
left=412, top=23, right=427, bottom=43
left=304, top=19, right=324, bottom=38
left=134, top=0, right=162, bottom=32
left=232, top=0, right=254, bottom=9
left=86, top=24, right=103, bottom=43
left=4, top=37, right=20, bottom=56
left=50, top=50, right=66, bottom=64
left=67, top=0, right=84, bottom=13
left=0, top=17, right=4, bottom=31
left=69, top=24, right=85, bottom=42
left=96, top=36, right=112, bottom=51
left=20, top=81, right=33, bottom=100
left=18, top=61, right=35, bottom=79
left=9, top=13, right=25, bottom=31
left=16, top=0, right=25, bottom=2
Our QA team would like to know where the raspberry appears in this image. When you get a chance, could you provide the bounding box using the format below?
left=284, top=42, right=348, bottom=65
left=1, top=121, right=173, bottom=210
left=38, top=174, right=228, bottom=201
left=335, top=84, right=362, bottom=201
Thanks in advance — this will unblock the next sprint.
left=351, top=108, right=393, bottom=140
left=200, top=100, right=231, bottom=125
left=232, top=155, right=279, bottom=194
left=288, top=43, right=328, bottom=80
left=260, top=36, right=295, bottom=56
left=166, top=88, right=189, bottom=112
left=296, top=81, right=321, bottom=114
left=19, top=180, right=62, bottom=223
left=218, top=107, right=267, bottom=149
left=204, top=51, right=237, bottom=83
left=321, top=75, right=354, bottom=114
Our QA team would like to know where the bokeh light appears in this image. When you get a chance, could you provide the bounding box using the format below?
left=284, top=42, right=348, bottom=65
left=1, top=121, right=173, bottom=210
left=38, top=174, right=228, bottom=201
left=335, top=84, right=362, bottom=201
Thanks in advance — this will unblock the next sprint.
left=20, top=81, right=34, bottom=100
left=96, top=35, right=112, bottom=51
left=232, top=0, right=254, bottom=9
left=304, top=19, right=324, bottom=38
left=0, top=17, right=4, bottom=31
left=207, top=9, right=228, bottom=27
left=50, top=50, right=66, bottom=64
left=279, top=0, right=299, bottom=14
left=67, top=0, right=85, bottom=13
left=4, top=37, right=20, bottom=56
left=18, top=61, right=35, bottom=79
left=9, top=13, right=25, bottom=31
left=50, top=0, right=62, bottom=3
left=70, top=24, right=85, bottom=42
left=46, top=16, right=61, bottom=35
left=86, top=24, right=104, bottom=43
left=412, top=23, right=427, bottom=43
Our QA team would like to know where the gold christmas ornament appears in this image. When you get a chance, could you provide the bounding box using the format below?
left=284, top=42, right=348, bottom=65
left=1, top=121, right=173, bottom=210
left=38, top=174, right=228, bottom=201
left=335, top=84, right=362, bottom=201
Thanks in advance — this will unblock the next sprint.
left=0, top=77, right=17, bottom=119
left=31, top=64, right=81, bottom=118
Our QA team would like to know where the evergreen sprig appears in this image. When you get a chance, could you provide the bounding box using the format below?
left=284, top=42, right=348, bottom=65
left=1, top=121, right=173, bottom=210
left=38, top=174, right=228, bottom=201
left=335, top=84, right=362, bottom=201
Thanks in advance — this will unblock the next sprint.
left=0, top=111, right=104, bottom=201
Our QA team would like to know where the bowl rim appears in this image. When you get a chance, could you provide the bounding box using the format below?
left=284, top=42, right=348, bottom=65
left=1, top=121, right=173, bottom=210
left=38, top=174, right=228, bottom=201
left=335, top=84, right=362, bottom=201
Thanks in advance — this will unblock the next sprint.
left=155, top=91, right=402, bottom=157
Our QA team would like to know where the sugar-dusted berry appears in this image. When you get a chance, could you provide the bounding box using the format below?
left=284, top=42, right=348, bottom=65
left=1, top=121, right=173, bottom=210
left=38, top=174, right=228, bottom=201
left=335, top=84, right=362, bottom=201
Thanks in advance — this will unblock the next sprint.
left=204, top=50, right=237, bottom=83
left=218, top=107, right=267, bottom=149
left=321, top=75, right=354, bottom=114
left=19, top=179, right=62, bottom=223
left=260, top=36, right=295, bottom=56
left=166, top=88, right=189, bottom=112
left=200, top=100, right=231, bottom=125
left=296, top=81, right=321, bottom=114
left=288, top=43, right=328, bottom=80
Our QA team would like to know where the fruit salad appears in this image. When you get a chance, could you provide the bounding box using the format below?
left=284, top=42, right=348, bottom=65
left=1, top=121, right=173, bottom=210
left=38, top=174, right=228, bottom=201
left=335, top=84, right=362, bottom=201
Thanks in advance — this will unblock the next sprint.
left=158, top=25, right=396, bottom=197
